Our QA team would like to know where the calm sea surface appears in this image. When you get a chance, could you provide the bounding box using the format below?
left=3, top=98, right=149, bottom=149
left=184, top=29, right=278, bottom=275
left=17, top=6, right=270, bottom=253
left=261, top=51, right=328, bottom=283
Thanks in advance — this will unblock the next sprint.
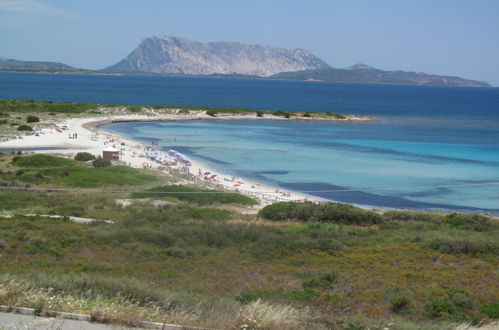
left=2, top=72, right=499, bottom=213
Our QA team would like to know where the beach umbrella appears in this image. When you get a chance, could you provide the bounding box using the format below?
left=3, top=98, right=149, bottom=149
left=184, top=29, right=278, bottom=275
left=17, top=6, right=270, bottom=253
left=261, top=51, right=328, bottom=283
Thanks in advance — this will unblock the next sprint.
left=233, top=184, right=241, bottom=187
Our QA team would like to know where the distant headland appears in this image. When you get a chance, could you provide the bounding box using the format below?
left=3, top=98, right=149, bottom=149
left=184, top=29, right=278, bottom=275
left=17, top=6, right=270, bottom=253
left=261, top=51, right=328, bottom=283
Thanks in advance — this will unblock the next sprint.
left=1, top=36, right=490, bottom=87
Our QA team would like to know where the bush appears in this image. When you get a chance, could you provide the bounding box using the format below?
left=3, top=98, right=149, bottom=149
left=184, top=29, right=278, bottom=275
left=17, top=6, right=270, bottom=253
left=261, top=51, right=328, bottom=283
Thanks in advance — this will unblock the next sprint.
left=178, top=109, right=189, bottom=114
left=12, top=155, right=75, bottom=167
left=17, top=124, right=33, bottom=131
left=258, top=202, right=383, bottom=225
left=271, top=110, right=294, bottom=118
left=26, top=115, right=40, bottom=123
left=388, top=289, right=414, bottom=312
left=92, top=158, right=112, bottom=168
left=0, top=119, right=7, bottom=125
left=479, top=302, right=499, bottom=318
left=425, top=301, right=461, bottom=318
left=206, top=110, right=217, bottom=117
left=131, top=185, right=257, bottom=206
left=60, top=166, right=154, bottom=187
left=256, top=111, right=264, bottom=117
left=127, top=105, right=143, bottom=112
left=302, top=270, right=339, bottom=290
left=74, top=152, right=95, bottom=162
left=444, top=212, right=494, bottom=231
left=427, top=237, right=497, bottom=256
left=163, top=246, right=189, bottom=258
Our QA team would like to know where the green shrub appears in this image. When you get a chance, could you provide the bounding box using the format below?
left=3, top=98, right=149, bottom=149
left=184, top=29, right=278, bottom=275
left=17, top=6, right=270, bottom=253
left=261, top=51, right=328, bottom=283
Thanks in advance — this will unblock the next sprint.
left=127, top=105, right=143, bottom=112
left=0, top=192, right=39, bottom=209
left=258, top=202, right=383, bottom=224
left=17, top=124, right=33, bottom=131
left=256, top=111, right=264, bottom=117
left=303, top=113, right=311, bottom=117
left=32, top=300, right=45, bottom=315
left=12, top=155, right=75, bottom=168
left=206, top=110, right=217, bottom=117
left=0, top=119, right=7, bottom=124
left=326, top=112, right=346, bottom=119
left=60, top=166, right=155, bottom=187
left=425, top=301, right=461, bottom=318
left=131, top=185, right=257, bottom=206
left=163, top=246, right=189, bottom=258
left=236, top=289, right=272, bottom=304
left=427, top=237, right=497, bottom=256
left=272, top=110, right=292, bottom=117
left=178, top=109, right=189, bottom=114
left=388, top=288, right=414, bottom=312
left=92, top=158, right=112, bottom=168
left=479, top=302, right=499, bottom=318
left=302, top=270, right=339, bottom=290
left=74, top=152, right=96, bottom=162
left=443, top=212, right=494, bottom=231
left=26, top=115, right=40, bottom=123
left=0, top=99, right=97, bottom=114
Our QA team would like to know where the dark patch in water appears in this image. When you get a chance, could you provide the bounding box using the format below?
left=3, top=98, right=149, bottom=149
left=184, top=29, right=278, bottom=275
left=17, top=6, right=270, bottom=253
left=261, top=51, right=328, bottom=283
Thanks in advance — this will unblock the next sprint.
left=259, top=170, right=289, bottom=175
left=398, top=187, right=452, bottom=198
left=279, top=181, right=499, bottom=215
left=159, top=145, right=232, bottom=166
left=289, top=139, right=499, bottom=167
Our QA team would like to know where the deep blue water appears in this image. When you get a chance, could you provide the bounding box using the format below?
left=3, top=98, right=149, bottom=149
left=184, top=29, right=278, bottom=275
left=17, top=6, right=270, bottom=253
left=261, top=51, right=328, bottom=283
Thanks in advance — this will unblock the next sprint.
left=2, top=72, right=499, bottom=213
left=1, top=72, right=498, bottom=120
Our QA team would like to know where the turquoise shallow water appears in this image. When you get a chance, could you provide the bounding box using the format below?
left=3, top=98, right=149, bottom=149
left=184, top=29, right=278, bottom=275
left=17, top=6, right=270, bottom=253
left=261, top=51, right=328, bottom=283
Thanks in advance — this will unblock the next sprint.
left=103, top=119, right=499, bottom=214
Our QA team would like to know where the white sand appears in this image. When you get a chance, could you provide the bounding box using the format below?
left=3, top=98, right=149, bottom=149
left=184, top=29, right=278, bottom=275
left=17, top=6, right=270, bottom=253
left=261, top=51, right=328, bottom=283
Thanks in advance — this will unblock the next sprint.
left=0, top=114, right=325, bottom=205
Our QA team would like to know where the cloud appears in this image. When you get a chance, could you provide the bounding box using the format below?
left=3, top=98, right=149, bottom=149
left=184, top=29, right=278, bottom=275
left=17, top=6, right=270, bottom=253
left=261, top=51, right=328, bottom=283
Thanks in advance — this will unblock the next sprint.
left=0, top=0, right=72, bottom=17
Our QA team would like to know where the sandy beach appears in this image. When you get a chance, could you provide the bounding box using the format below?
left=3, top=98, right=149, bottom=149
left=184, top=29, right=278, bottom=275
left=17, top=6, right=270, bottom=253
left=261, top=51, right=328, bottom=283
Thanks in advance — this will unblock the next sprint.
left=0, top=111, right=336, bottom=205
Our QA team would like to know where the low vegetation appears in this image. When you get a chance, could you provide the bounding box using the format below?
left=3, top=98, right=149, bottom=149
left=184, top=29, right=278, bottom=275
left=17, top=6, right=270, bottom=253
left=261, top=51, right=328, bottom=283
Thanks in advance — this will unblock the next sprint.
left=74, top=152, right=96, bottom=162
left=0, top=153, right=497, bottom=329
left=4, top=154, right=155, bottom=187
left=131, top=184, right=258, bottom=206
left=0, top=99, right=350, bottom=121
left=0, top=99, right=97, bottom=114
left=16, top=124, right=33, bottom=131
left=26, top=115, right=40, bottom=123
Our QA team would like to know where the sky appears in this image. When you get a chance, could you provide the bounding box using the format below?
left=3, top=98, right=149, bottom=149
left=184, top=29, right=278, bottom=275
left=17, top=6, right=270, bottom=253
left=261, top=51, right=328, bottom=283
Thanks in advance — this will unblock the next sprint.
left=1, top=0, right=498, bottom=85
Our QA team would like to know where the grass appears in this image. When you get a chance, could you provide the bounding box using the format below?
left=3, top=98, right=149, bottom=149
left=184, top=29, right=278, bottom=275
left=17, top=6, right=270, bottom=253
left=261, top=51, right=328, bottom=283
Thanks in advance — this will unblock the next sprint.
left=0, top=154, right=497, bottom=328
left=4, top=154, right=156, bottom=187
left=131, top=184, right=258, bottom=205
left=0, top=99, right=98, bottom=114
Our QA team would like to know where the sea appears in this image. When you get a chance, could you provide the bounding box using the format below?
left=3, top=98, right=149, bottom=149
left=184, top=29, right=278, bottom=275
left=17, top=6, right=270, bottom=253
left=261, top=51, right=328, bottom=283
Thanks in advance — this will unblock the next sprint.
left=1, top=72, right=499, bottom=214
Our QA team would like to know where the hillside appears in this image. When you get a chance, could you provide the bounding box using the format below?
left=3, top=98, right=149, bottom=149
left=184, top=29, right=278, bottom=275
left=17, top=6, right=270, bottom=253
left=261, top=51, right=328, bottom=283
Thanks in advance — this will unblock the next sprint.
left=0, top=155, right=497, bottom=329
left=270, top=64, right=490, bottom=87
left=103, top=35, right=330, bottom=76
left=0, top=57, right=90, bottom=74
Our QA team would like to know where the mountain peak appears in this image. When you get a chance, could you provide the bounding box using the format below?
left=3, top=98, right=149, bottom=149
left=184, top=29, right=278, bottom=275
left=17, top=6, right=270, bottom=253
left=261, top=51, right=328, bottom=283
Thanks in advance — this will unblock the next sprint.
left=104, top=36, right=330, bottom=76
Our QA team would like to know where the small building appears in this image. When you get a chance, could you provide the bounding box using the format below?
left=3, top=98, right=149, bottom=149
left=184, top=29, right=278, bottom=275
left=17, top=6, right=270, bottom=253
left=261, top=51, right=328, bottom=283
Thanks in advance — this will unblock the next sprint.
left=102, top=147, right=119, bottom=160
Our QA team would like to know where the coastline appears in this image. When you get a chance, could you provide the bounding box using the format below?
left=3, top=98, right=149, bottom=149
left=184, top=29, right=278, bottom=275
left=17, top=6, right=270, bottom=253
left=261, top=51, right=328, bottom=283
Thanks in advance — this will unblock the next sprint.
left=0, top=111, right=348, bottom=206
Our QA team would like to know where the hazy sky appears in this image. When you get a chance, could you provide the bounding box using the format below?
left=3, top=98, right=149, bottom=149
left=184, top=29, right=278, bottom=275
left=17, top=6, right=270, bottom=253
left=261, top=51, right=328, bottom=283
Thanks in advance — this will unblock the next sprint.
left=1, top=0, right=498, bottom=85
